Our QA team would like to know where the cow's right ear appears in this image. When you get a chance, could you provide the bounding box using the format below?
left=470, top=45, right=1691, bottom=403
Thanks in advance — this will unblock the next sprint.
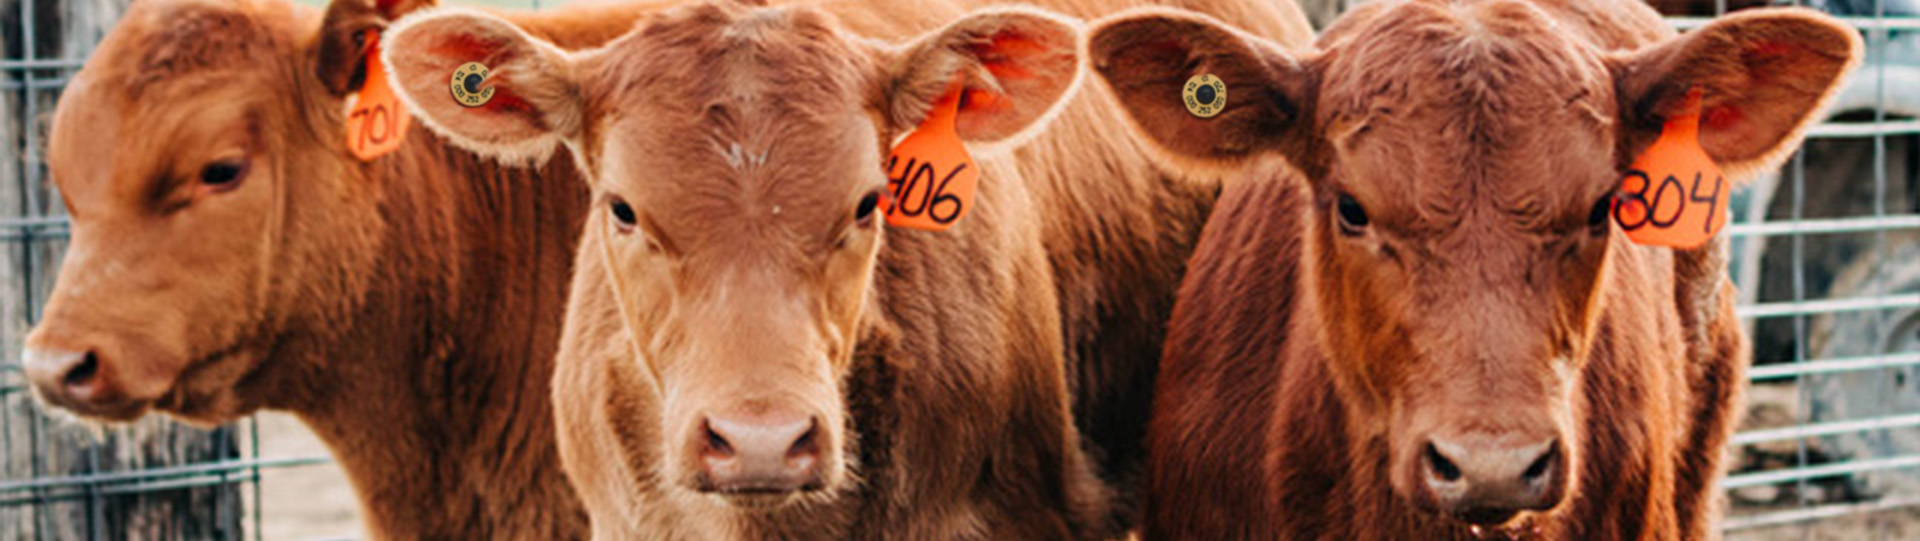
left=1088, top=9, right=1312, bottom=171
left=382, top=8, right=582, bottom=164
left=314, top=0, right=438, bottom=95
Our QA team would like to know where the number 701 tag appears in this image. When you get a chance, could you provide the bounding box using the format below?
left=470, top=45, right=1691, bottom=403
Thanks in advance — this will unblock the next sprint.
left=346, top=32, right=411, bottom=161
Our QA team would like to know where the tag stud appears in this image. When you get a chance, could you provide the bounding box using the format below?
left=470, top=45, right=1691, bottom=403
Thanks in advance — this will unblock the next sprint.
left=450, top=62, right=495, bottom=108
left=1183, top=74, right=1226, bottom=118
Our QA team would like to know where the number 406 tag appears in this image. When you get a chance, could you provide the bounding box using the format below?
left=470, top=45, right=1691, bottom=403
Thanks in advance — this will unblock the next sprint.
left=883, top=84, right=978, bottom=231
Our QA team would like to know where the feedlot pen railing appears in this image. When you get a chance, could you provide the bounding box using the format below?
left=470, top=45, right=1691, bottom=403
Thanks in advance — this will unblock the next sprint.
left=3, top=0, right=1920, bottom=539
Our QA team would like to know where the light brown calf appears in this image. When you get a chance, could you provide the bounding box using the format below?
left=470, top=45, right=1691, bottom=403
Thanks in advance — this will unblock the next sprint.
left=383, top=0, right=1312, bottom=538
left=21, top=0, right=666, bottom=537
left=387, top=1, right=1097, bottom=537
left=1088, top=0, right=1859, bottom=539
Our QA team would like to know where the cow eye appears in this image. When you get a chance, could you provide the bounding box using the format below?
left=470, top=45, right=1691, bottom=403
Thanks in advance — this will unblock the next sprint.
left=1335, top=193, right=1369, bottom=233
left=1588, top=194, right=1613, bottom=234
left=854, top=190, right=882, bottom=225
left=609, top=198, right=637, bottom=233
left=199, top=160, right=247, bottom=191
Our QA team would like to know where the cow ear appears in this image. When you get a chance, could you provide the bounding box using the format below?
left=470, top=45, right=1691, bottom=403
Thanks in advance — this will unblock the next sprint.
left=382, top=8, right=583, bottom=164
left=313, top=0, right=438, bottom=95
left=1088, top=8, right=1310, bottom=172
left=1614, top=7, right=1861, bottom=180
left=883, top=8, right=1083, bottom=151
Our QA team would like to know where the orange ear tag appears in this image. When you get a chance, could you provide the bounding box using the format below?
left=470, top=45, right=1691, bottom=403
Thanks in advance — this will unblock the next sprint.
left=345, top=32, right=412, bottom=161
left=882, top=85, right=978, bottom=231
left=1612, top=87, right=1727, bottom=249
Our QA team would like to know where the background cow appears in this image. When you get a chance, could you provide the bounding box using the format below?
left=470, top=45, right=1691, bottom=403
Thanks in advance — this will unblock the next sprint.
left=1088, top=0, right=1859, bottom=538
left=19, top=0, right=668, bottom=537
left=383, top=0, right=1312, bottom=537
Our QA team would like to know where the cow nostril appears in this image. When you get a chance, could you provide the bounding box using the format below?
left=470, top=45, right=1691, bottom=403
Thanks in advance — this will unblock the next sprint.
left=787, top=418, right=820, bottom=459
left=63, top=351, right=100, bottom=387
left=1426, top=442, right=1462, bottom=482
left=703, top=419, right=735, bottom=458
left=1523, top=443, right=1560, bottom=482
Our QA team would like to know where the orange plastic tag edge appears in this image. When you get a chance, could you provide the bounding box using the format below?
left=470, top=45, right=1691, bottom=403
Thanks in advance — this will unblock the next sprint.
left=1612, top=87, right=1728, bottom=249
left=882, top=82, right=978, bottom=232
left=346, top=32, right=411, bottom=161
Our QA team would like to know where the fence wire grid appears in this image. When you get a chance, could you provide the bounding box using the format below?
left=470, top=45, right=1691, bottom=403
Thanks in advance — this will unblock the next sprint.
left=3, top=0, right=1919, bottom=539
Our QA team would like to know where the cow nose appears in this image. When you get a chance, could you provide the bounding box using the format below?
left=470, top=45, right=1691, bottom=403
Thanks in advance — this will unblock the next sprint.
left=1420, top=436, right=1565, bottom=525
left=22, top=347, right=123, bottom=410
left=699, top=414, right=823, bottom=493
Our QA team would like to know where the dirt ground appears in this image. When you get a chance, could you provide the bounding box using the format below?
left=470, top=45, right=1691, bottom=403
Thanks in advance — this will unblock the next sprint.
left=243, top=412, right=362, bottom=541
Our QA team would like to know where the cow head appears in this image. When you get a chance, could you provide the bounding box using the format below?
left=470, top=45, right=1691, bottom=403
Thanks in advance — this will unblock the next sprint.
left=22, top=0, right=437, bottom=425
left=382, top=0, right=1080, bottom=509
left=1091, top=1, right=1856, bottom=529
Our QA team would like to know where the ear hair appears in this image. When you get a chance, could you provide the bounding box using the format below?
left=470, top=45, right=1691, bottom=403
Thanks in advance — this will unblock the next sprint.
left=1613, top=7, right=1862, bottom=182
left=883, top=7, right=1087, bottom=155
left=382, top=6, right=584, bottom=165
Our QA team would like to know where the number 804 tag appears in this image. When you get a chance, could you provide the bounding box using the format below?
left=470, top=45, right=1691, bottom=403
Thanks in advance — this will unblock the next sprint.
left=1611, top=87, right=1727, bottom=249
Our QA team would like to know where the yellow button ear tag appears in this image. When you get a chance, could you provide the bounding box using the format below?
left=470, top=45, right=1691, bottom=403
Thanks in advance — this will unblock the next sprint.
left=450, top=62, right=495, bottom=108
left=1612, top=87, right=1728, bottom=249
left=1183, top=74, right=1227, bottom=118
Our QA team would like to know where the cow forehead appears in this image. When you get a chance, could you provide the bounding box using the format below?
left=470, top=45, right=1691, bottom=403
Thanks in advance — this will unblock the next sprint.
left=600, top=108, right=884, bottom=233
left=84, top=0, right=296, bottom=101
left=587, top=1, right=875, bottom=118
left=1318, top=0, right=1618, bottom=232
left=586, top=2, right=885, bottom=238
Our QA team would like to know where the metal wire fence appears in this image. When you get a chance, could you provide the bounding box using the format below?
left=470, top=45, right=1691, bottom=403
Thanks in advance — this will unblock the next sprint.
left=0, top=0, right=1916, bottom=539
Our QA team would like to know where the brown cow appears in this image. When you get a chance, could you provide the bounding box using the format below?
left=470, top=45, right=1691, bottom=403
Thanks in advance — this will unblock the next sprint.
left=378, top=0, right=1305, bottom=537
left=1088, top=0, right=1859, bottom=539
left=20, top=0, right=667, bottom=537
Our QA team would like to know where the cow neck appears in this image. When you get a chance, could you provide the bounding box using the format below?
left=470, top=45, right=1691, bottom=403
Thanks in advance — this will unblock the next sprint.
left=298, top=132, right=590, bottom=538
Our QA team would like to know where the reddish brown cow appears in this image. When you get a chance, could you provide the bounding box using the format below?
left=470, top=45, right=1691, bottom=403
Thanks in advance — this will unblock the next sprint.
left=1088, top=0, right=1859, bottom=539
left=382, top=0, right=1311, bottom=537
left=21, top=0, right=665, bottom=537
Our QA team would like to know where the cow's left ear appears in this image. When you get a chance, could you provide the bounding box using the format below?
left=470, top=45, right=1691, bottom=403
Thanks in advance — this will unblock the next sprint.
left=382, top=8, right=583, bottom=164
left=883, top=8, right=1083, bottom=150
left=313, top=0, right=438, bottom=95
left=1615, top=7, right=1861, bottom=180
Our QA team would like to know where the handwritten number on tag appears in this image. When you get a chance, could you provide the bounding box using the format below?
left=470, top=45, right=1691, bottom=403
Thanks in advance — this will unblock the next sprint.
left=882, top=82, right=978, bottom=231
left=346, top=32, right=410, bottom=161
left=349, top=103, right=395, bottom=151
left=886, top=156, right=967, bottom=225
left=1611, top=87, right=1727, bottom=248
left=1689, top=172, right=1722, bottom=233
left=1615, top=170, right=1724, bottom=234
